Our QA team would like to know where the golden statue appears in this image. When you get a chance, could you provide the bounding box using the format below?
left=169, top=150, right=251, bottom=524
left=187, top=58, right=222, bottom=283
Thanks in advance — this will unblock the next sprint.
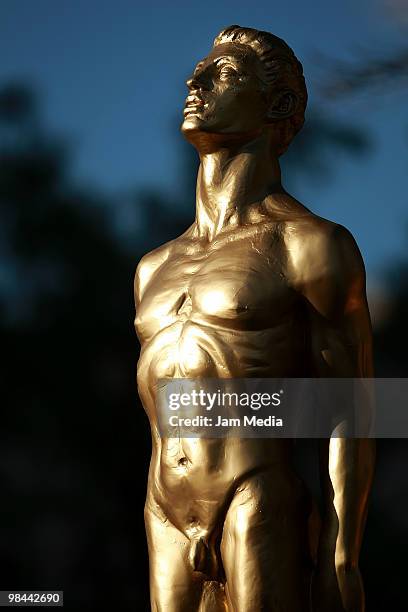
left=134, top=25, right=375, bottom=611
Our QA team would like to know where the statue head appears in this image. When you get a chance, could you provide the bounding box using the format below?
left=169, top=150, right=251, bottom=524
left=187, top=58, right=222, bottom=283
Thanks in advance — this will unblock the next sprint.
left=182, top=25, right=307, bottom=156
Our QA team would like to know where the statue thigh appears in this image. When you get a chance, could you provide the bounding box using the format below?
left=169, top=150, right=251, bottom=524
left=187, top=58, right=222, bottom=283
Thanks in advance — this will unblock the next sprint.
left=145, top=505, right=227, bottom=612
left=220, top=471, right=312, bottom=612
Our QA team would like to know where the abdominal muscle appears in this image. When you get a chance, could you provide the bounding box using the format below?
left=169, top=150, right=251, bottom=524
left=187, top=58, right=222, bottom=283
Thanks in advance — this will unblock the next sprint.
left=138, top=316, right=306, bottom=538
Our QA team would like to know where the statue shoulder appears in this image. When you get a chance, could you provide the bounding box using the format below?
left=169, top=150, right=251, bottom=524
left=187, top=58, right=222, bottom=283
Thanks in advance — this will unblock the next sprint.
left=284, top=213, right=366, bottom=293
left=134, top=225, right=195, bottom=305
left=134, top=244, right=169, bottom=301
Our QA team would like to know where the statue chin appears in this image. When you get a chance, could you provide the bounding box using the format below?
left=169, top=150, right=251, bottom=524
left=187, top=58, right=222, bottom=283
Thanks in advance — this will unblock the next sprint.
left=181, top=113, right=211, bottom=134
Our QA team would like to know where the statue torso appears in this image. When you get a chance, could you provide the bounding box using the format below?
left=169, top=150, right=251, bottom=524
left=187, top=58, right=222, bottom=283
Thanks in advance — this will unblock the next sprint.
left=135, top=218, right=311, bottom=535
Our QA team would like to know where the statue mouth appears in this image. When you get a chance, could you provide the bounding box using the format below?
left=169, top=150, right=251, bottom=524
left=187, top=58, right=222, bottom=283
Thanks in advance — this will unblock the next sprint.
left=184, top=94, right=209, bottom=117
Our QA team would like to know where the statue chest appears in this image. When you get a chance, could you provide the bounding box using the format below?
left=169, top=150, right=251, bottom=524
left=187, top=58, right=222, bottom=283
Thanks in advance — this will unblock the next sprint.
left=136, top=238, right=298, bottom=342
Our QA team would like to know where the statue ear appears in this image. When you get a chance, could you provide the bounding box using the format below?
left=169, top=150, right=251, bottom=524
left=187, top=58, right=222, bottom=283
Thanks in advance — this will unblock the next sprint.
left=267, top=91, right=298, bottom=121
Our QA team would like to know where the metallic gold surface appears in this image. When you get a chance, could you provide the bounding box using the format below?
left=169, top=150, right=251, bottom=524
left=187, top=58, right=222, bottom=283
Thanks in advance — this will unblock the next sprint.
left=134, top=25, right=375, bottom=611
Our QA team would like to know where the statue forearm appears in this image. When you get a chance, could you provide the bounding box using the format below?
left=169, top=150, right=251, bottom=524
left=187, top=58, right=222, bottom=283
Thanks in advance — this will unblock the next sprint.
left=313, top=437, right=375, bottom=612
left=327, top=437, right=375, bottom=569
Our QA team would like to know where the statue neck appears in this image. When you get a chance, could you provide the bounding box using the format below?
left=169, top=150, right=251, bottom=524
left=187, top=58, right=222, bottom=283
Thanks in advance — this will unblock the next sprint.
left=195, top=133, right=282, bottom=241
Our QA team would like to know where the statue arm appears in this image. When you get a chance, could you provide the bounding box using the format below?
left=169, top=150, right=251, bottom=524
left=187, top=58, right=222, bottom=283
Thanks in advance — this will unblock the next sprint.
left=299, top=224, right=375, bottom=612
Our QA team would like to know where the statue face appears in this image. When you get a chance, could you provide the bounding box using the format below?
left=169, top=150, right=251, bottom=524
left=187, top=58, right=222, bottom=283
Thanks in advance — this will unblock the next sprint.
left=182, top=42, right=270, bottom=140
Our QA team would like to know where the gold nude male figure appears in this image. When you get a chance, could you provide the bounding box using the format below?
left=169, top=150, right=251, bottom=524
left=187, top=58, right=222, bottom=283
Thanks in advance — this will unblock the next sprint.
left=134, top=26, right=375, bottom=612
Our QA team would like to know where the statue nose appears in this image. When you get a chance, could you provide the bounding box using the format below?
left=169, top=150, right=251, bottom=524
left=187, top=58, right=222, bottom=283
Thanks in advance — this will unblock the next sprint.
left=186, top=75, right=200, bottom=90
left=186, top=68, right=209, bottom=91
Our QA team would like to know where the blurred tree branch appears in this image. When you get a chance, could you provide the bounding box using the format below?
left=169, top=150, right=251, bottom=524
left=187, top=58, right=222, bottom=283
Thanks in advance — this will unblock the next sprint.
left=313, top=47, right=408, bottom=99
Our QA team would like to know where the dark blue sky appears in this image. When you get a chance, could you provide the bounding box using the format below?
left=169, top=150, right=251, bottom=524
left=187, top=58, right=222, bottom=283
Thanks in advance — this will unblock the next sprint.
left=0, top=0, right=407, bottom=290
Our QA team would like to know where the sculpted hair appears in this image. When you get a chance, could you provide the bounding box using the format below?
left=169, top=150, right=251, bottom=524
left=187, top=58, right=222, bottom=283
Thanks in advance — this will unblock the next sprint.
left=213, top=25, right=308, bottom=154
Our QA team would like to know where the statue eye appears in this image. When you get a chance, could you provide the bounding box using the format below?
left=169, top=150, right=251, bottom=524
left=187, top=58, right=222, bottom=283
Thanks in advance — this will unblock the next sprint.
left=219, top=65, right=238, bottom=79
